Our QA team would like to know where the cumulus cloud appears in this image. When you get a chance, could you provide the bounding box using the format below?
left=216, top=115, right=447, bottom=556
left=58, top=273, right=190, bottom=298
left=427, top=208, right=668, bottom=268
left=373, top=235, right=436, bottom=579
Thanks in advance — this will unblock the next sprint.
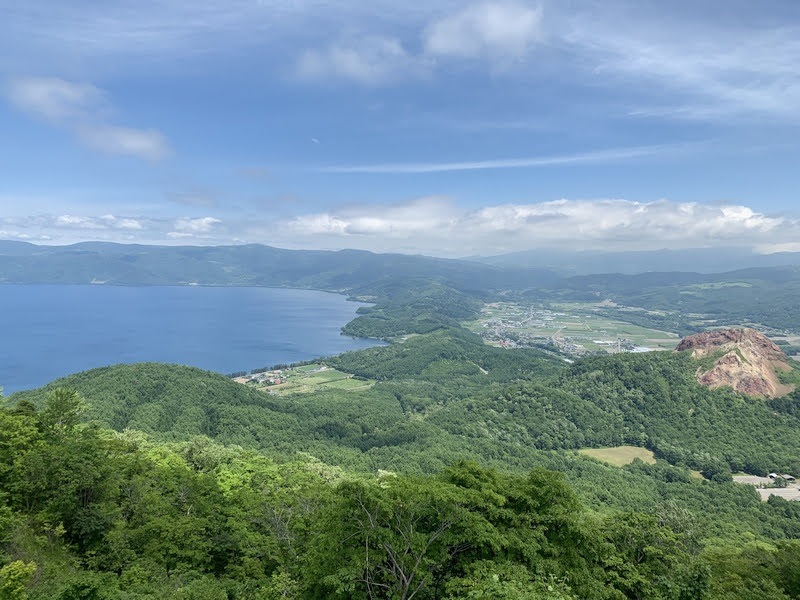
left=0, top=213, right=228, bottom=245
left=53, top=214, right=145, bottom=230
left=173, top=216, right=222, bottom=233
left=295, top=2, right=544, bottom=84
left=424, top=2, right=543, bottom=60
left=282, top=198, right=798, bottom=256
left=292, top=197, right=455, bottom=236
left=3, top=76, right=171, bottom=160
left=4, top=77, right=107, bottom=121
left=0, top=213, right=153, bottom=244
left=55, top=215, right=105, bottom=229
left=100, top=214, right=143, bottom=230
left=3, top=200, right=798, bottom=256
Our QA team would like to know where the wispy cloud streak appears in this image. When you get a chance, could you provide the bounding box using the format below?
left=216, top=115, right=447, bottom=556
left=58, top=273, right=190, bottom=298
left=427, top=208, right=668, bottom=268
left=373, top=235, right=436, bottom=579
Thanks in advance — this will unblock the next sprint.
left=318, top=144, right=676, bottom=174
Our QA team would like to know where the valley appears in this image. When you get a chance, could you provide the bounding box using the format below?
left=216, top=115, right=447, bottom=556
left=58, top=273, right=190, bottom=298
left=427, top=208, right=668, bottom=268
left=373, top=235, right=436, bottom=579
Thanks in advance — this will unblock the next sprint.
left=465, top=300, right=680, bottom=355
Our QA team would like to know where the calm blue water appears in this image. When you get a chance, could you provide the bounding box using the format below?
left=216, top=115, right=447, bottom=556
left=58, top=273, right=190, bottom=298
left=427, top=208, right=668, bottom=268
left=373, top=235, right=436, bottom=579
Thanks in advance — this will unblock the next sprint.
left=0, top=285, right=383, bottom=393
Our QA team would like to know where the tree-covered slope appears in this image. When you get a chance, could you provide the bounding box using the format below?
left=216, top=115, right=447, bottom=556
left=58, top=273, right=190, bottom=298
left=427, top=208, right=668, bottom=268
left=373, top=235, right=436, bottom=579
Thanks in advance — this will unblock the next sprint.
left=13, top=335, right=800, bottom=479
left=10, top=332, right=800, bottom=543
left=341, top=283, right=487, bottom=339
left=10, top=363, right=299, bottom=438
left=2, top=394, right=800, bottom=599
left=434, top=351, right=800, bottom=477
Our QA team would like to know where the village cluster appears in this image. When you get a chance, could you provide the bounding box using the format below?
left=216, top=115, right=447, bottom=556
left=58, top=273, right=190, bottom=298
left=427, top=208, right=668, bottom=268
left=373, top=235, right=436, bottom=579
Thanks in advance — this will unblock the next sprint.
left=477, top=305, right=654, bottom=356
left=232, top=369, right=286, bottom=386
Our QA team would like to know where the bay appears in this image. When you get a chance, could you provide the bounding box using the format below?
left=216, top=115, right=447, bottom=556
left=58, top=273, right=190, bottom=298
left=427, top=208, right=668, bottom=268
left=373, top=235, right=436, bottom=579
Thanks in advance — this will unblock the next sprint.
left=0, top=284, right=383, bottom=393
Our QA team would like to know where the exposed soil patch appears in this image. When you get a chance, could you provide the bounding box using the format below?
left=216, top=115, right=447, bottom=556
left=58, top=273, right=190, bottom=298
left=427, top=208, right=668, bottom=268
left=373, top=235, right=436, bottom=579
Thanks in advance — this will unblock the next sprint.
left=676, top=328, right=795, bottom=398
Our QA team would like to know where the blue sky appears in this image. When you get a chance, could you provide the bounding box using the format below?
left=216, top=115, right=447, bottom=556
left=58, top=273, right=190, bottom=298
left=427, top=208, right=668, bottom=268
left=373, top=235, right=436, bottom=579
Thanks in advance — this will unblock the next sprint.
left=1, top=0, right=800, bottom=256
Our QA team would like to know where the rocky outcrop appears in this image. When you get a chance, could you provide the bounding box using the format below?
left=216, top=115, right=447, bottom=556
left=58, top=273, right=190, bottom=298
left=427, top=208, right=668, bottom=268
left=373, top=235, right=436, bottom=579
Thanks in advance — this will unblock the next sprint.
left=676, top=328, right=794, bottom=398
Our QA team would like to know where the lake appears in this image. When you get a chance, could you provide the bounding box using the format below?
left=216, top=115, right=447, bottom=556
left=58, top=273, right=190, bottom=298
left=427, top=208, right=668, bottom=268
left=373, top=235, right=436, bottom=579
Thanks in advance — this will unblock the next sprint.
left=0, top=285, right=383, bottom=393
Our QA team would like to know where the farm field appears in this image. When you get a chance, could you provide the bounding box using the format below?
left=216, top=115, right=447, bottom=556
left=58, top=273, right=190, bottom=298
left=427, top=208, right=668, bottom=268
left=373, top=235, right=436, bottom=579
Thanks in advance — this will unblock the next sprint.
left=578, top=446, right=657, bottom=467
left=465, top=301, right=680, bottom=355
left=236, top=363, right=374, bottom=395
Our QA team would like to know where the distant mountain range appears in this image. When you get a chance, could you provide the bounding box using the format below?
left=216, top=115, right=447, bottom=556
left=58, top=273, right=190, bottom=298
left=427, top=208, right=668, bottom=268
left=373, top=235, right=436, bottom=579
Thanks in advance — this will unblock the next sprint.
left=464, top=247, right=800, bottom=275
left=5, top=242, right=800, bottom=288
left=0, top=241, right=558, bottom=294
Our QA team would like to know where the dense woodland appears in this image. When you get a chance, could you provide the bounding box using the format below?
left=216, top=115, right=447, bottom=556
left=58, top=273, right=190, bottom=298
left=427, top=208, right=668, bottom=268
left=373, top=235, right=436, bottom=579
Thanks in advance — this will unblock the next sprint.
left=2, top=390, right=800, bottom=599
left=4, top=265, right=800, bottom=597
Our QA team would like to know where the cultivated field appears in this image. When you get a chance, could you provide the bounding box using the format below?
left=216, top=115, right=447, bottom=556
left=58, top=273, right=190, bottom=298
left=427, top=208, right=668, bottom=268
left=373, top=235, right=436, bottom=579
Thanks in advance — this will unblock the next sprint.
left=466, top=301, right=679, bottom=354
left=238, top=364, right=374, bottom=396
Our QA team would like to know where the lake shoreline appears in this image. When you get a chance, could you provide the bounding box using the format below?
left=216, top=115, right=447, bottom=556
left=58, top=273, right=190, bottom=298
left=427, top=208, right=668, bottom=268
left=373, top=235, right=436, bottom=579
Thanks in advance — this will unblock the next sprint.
left=0, top=285, right=384, bottom=394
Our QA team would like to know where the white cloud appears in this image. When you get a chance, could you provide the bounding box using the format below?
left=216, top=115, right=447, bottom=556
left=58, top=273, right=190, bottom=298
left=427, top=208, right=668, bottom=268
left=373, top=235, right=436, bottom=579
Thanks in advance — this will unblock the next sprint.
left=280, top=198, right=798, bottom=255
left=295, top=2, right=543, bottom=84
left=3, top=76, right=171, bottom=160
left=4, top=77, right=107, bottom=121
left=0, top=213, right=227, bottom=245
left=3, top=200, right=800, bottom=255
left=165, top=217, right=224, bottom=239
left=100, top=214, right=144, bottom=230
left=173, top=216, right=222, bottom=233
left=424, top=2, right=543, bottom=60
left=292, top=197, right=454, bottom=236
left=0, top=213, right=156, bottom=244
left=296, top=36, right=424, bottom=85
left=53, top=214, right=146, bottom=230
left=55, top=215, right=104, bottom=229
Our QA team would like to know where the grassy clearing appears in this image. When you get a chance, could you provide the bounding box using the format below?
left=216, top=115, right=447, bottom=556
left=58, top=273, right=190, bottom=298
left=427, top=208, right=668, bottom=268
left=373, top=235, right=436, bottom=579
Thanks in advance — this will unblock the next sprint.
left=321, top=378, right=374, bottom=391
left=578, top=446, right=657, bottom=467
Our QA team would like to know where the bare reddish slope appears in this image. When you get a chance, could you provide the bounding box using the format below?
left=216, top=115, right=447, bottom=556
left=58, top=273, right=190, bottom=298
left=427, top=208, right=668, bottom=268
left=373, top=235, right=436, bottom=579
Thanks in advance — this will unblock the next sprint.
left=676, top=328, right=794, bottom=398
